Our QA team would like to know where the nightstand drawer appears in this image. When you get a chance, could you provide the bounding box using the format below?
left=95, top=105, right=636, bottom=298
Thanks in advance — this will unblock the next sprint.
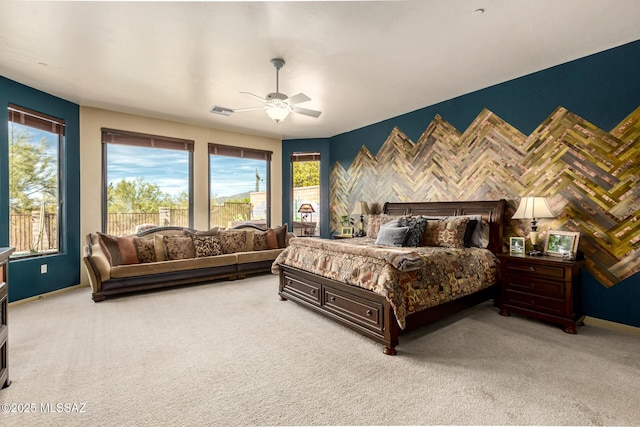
left=505, top=290, right=565, bottom=316
left=505, top=276, right=564, bottom=298
left=505, top=260, right=565, bottom=279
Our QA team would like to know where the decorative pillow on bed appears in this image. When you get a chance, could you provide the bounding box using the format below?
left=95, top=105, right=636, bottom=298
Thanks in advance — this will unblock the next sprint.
left=219, top=230, right=248, bottom=254
left=478, top=219, right=490, bottom=248
left=133, top=237, right=157, bottom=263
left=375, top=224, right=409, bottom=247
left=403, top=216, right=428, bottom=247
left=191, top=235, right=222, bottom=257
left=163, top=235, right=197, bottom=260
left=422, top=217, right=470, bottom=248
left=463, top=219, right=478, bottom=248
left=367, top=215, right=400, bottom=239
left=457, top=215, right=486, bottom=248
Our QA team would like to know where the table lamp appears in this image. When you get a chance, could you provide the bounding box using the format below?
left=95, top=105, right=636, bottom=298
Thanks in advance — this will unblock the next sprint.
left=297, top=203, right=315, bottom=236
left=512, top=196, right=555, bottom=255
left=351, top=201, right=370, bottom=237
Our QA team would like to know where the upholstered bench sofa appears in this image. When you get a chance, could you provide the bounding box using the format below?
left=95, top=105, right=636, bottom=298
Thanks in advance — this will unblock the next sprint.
left=83, top=224, right=292, bottom=302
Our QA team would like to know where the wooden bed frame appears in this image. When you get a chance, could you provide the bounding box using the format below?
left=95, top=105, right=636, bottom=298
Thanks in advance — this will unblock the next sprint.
left=277, top=199, right=507, bottom=355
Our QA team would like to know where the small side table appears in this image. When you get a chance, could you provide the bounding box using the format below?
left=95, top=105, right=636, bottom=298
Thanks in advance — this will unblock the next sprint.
left=497, top=253, right=584, bottom=333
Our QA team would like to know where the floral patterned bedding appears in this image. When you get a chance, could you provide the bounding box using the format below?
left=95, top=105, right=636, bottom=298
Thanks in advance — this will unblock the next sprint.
left=272, top=237, right=498, bottom=329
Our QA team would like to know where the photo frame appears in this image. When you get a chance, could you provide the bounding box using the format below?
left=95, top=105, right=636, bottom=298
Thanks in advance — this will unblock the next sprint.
left=544, top=230, right=580, bottom=258
left=509, top=237, right=525, bottom=254
left=341, top=226, right=353, bottom=236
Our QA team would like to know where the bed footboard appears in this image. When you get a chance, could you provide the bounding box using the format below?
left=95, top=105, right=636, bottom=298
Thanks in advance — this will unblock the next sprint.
left=278, top=265, right=499, bottom=355
left=279, top=265, right=399, bottom=355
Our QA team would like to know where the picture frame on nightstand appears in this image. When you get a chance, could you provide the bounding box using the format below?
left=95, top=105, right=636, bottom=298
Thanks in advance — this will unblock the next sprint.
left=509, top=237, right=525, bottom=254
left=341, top=226, right=353, bottom=237
left=544, top=230, right=580, bottom=259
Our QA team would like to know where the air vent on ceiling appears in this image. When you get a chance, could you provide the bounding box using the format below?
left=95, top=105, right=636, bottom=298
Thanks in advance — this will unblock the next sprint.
left=210, top=105, right=234, bottom=116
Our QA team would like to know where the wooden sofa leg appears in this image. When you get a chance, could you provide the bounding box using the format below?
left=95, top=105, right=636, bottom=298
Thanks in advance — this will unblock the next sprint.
left=92, top=294, right=106, bottom=302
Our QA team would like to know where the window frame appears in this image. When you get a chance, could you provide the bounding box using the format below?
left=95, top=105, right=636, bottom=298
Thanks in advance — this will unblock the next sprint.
left=7, top=103, right=65, bottom=258
left=101, top=128, right=194, bottom=234
left=290, top=151, right=321, bottom=237
left=208, top=143, right=272, bottom=229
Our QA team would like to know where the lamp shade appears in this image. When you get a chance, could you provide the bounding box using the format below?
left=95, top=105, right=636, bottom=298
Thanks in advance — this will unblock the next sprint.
left=297, top=203, right=315, bottom=214
left=351, top=201, right=370, bottom=216
left=265, top=102, right=292, bottom=123
left=512, top=196, right=555, bottom=220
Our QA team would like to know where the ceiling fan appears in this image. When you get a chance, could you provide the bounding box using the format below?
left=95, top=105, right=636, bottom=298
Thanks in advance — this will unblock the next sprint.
left=210, top=58, right=321, bottom=123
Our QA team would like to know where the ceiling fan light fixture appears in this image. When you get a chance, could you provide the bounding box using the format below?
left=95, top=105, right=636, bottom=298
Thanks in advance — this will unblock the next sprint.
left=265, top=100, right=292, bottom=123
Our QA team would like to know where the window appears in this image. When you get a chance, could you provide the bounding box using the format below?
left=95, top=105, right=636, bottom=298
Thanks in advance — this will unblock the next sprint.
left=291, top=152, right=320, bottom=237
left=8, top=104, right=63, bottom=258
left=209, top=144, right=271, bottom=229
left=102, top=128, right=194, bottom=236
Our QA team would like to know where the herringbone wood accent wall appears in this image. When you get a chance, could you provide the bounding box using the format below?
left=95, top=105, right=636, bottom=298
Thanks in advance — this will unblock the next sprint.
left=330, top=106, right=640, bottom=287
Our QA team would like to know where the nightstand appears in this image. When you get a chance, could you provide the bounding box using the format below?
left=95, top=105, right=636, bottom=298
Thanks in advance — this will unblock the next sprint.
left=333, top=235, right=352, bottom=239
left=497, top=253, right=584, bottom=334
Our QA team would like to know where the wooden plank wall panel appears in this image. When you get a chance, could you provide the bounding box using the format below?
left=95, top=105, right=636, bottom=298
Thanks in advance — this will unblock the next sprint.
left=330, top=106, right=640, bottom=287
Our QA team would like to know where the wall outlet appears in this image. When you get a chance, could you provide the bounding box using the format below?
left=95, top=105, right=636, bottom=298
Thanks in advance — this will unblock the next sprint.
left=40, top=264, right=47, bottom=274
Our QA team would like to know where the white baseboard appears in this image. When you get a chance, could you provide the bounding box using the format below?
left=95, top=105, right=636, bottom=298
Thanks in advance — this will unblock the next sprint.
left=8, top=283, right=89, bottom=306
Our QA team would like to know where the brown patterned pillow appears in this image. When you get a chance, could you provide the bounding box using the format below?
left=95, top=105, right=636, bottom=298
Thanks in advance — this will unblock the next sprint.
left=191, top=235, right=222, bottom=257
left=133, top=237, right=157, bottom=263
left=265, top=229, right=279, bottom=249
left=219, top=230, right=247, bottom=254
left=97, top=233, right=139, bottom=265
left=274, top=224, right=288, bottom=248
left=97, top=232, right=120, bottom=265
left=253, top=231, right=269, bottom=251
left=163, top=235, right=196, bottom=260
left=366, top=215, right=399, bottom=239
left=422, top=217, right=470, bottom=248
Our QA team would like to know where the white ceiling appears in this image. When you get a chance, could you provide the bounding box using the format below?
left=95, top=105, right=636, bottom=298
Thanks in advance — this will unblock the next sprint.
left=1, top=1, right=640, bottom=141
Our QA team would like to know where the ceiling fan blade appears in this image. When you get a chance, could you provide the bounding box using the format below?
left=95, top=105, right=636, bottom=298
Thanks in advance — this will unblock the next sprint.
left=287, top=93, right=311, bottom=105
left=292, top=106, right=322, bottom=118
left=233, top=107, right=265, bottom=113
left=240, top=92, right=267, bottom=102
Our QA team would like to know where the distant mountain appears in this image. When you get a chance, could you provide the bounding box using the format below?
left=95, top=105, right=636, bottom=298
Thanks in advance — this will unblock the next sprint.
left=212, top=192, right=250, bottom=205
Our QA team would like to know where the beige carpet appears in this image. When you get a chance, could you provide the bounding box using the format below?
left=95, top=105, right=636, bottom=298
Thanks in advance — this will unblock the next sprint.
left=1, top=274, right=639, bottom=426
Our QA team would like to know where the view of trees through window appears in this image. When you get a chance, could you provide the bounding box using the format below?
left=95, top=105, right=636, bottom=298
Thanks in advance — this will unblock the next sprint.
left=292, top=153, right=320, bottom=236
left=103, top=129, right=193, bottom=236
left=8, top=105, right=62, bottom=257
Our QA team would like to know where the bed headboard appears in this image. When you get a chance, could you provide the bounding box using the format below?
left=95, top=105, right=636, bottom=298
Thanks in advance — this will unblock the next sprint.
left=382, top=199, right=507, bottom=254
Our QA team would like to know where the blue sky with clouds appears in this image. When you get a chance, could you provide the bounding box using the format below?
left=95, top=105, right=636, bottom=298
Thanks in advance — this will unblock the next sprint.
left=107, top=145, right=267, bottom=198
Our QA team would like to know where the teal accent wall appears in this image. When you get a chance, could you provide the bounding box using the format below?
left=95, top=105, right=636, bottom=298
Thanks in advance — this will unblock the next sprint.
left=1, top=76, right=81, bottom=302
left=330, top=39, right=640, bottom=169
left=283, top=39, right=640, bottom=327
left=281, top=139, right=331, bottom=238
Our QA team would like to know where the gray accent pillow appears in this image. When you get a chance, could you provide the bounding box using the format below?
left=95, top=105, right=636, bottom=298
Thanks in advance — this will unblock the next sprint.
left=404, top=216, right=428, bottom=247
left=375, top=225, right=409, bottom=247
